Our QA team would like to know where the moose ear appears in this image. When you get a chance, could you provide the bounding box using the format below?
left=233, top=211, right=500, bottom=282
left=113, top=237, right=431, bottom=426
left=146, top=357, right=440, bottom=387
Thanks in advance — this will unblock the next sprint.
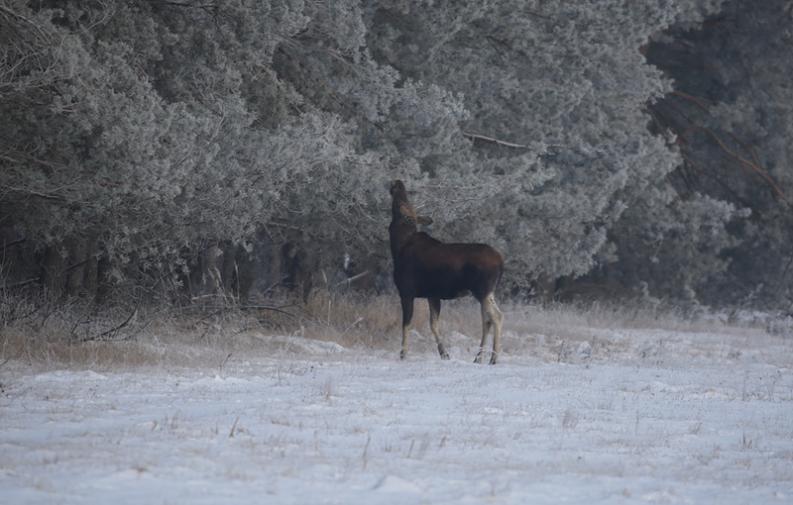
left=417, top=215, right=433, bottom=226
left=398, top=203, right=414, bottom=218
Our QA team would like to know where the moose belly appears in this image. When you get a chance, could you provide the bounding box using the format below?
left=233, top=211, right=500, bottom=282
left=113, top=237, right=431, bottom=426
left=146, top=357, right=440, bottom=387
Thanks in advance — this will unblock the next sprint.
left=439, top=289, right=472, bottom=300
left=413, top=274, right=473, bottom=300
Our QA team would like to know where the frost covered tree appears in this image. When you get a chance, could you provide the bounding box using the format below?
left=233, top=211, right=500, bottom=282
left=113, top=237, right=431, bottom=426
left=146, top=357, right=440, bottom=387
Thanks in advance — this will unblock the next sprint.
left=639, top=0, right=793, bottom=307
left=0, top=1, right=393, bottom=296
left=3, top=0, right=780, bottom=308
left=364, top=0, right=725, bottom=292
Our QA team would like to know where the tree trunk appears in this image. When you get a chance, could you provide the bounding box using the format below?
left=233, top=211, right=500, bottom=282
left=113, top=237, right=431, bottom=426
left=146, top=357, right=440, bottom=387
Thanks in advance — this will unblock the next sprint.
left=65, top=237, right=87, bottom=296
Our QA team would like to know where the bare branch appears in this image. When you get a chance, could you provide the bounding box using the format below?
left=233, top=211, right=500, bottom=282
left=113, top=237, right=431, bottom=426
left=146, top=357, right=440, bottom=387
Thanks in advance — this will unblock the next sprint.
left=462, top=131, right=530, bottom=149
left=698, top=126, right=789, bottom=205
left=670, top=90, right=713, bottom=112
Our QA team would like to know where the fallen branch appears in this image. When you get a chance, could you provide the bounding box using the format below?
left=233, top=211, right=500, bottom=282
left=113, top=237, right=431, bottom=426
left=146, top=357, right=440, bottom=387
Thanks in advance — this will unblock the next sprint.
left=83, top=307, right=138, bottom=342
left=192, top=304, right=297, bottom=319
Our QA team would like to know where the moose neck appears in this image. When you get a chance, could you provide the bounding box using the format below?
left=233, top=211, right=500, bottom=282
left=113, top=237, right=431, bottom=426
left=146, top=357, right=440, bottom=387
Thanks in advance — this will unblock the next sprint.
left=389, top=194, right=417, bottom=261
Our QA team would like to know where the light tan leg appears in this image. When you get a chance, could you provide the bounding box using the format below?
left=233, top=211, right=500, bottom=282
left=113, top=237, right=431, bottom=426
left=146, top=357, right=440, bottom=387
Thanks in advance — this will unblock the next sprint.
left=474, top=299, right=493, bottom=364
left=400, top=324, right=410, bottom=360
left=429, top=298, right=449, bottom=360
left=487, top=294, right=504, bottom=365
left=400, top=296, right=414, bottom=360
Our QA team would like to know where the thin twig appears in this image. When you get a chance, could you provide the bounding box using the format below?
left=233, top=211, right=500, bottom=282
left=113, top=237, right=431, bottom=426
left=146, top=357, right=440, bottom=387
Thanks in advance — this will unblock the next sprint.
left=0, top=6, right=52, bottom=41
left=238, top=305, right=296, bottom=318
left=229, top=415, right=240, bottom=438
left=2, top=277, right=40, bottom=289
left=1, top=238, right=25, bottom=250
left=333, top=270, right=369, bottom=288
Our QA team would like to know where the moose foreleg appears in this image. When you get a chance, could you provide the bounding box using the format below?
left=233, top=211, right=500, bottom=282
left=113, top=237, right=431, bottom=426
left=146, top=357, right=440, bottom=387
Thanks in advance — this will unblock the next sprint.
left=400, top=296, right=414, bottom=360
left=428, top=297, right=449, bottom=360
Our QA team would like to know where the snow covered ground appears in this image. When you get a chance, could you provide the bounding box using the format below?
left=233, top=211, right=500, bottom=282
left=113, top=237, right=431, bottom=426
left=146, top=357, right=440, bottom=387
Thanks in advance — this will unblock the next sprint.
left=2, top=318, right=793, bottom=504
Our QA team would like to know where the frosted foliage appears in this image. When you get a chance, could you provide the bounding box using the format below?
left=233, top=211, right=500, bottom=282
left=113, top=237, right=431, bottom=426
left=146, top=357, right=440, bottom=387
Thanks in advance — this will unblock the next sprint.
left=303, top=0, right=367, bottom=60
left=0, top=0, right=746, bottom=299
left=611, top=190, right=746, bottom=301
left=0, top=0, right=381, bottom=279
left=367, top=0, right=723, bottom=283
left=642, top=0, right=793, bottom=306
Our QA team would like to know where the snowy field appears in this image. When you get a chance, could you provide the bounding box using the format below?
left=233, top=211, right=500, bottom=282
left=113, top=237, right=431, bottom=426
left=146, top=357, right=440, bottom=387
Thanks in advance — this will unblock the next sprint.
left=2, top=313, right=793, bottom=504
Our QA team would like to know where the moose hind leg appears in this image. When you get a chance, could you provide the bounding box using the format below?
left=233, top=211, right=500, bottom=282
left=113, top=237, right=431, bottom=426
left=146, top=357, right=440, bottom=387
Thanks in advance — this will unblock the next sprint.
left=429, top=298, right=449, bottom=360
left=474, top=299, right=493, bottom=364
left=400, top=296, right=414, bottom=360
left=487, top=294, right=504, bottom=365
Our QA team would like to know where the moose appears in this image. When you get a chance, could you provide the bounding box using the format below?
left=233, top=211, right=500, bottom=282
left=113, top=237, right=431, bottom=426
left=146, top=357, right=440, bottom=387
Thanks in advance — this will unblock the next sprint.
left=388, top=180, right=504, bottom=364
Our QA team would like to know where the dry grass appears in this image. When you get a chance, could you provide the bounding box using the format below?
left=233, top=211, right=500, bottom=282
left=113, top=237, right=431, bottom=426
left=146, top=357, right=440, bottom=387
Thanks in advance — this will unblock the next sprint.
left=0, top=286, right=779, bottom=370
left=296, top=289, right=473, bottom=348
left=0, top=290, right=264, bottom=370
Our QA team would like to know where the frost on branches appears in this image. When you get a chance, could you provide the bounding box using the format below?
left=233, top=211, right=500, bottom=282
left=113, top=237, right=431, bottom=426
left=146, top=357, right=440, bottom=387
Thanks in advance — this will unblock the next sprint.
left=642, top=0, right=793, bottom=307
left=6, top=0, right=785, bottom=308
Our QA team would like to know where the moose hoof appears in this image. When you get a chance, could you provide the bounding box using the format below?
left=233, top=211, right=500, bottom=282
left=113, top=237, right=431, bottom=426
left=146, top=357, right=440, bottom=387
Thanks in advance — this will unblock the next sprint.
left=489, top=353, right=498, bottom=365
left=473, top=354, right=483, bottom=364
left=438, top=345, right=450, bottom=360
left=400, top=350, right=407, bottom=360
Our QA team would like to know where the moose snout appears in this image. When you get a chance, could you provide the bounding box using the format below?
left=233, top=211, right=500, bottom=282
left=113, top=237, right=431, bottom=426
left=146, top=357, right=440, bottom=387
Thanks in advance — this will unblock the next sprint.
left=389, top=179, right=406, bottom=196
